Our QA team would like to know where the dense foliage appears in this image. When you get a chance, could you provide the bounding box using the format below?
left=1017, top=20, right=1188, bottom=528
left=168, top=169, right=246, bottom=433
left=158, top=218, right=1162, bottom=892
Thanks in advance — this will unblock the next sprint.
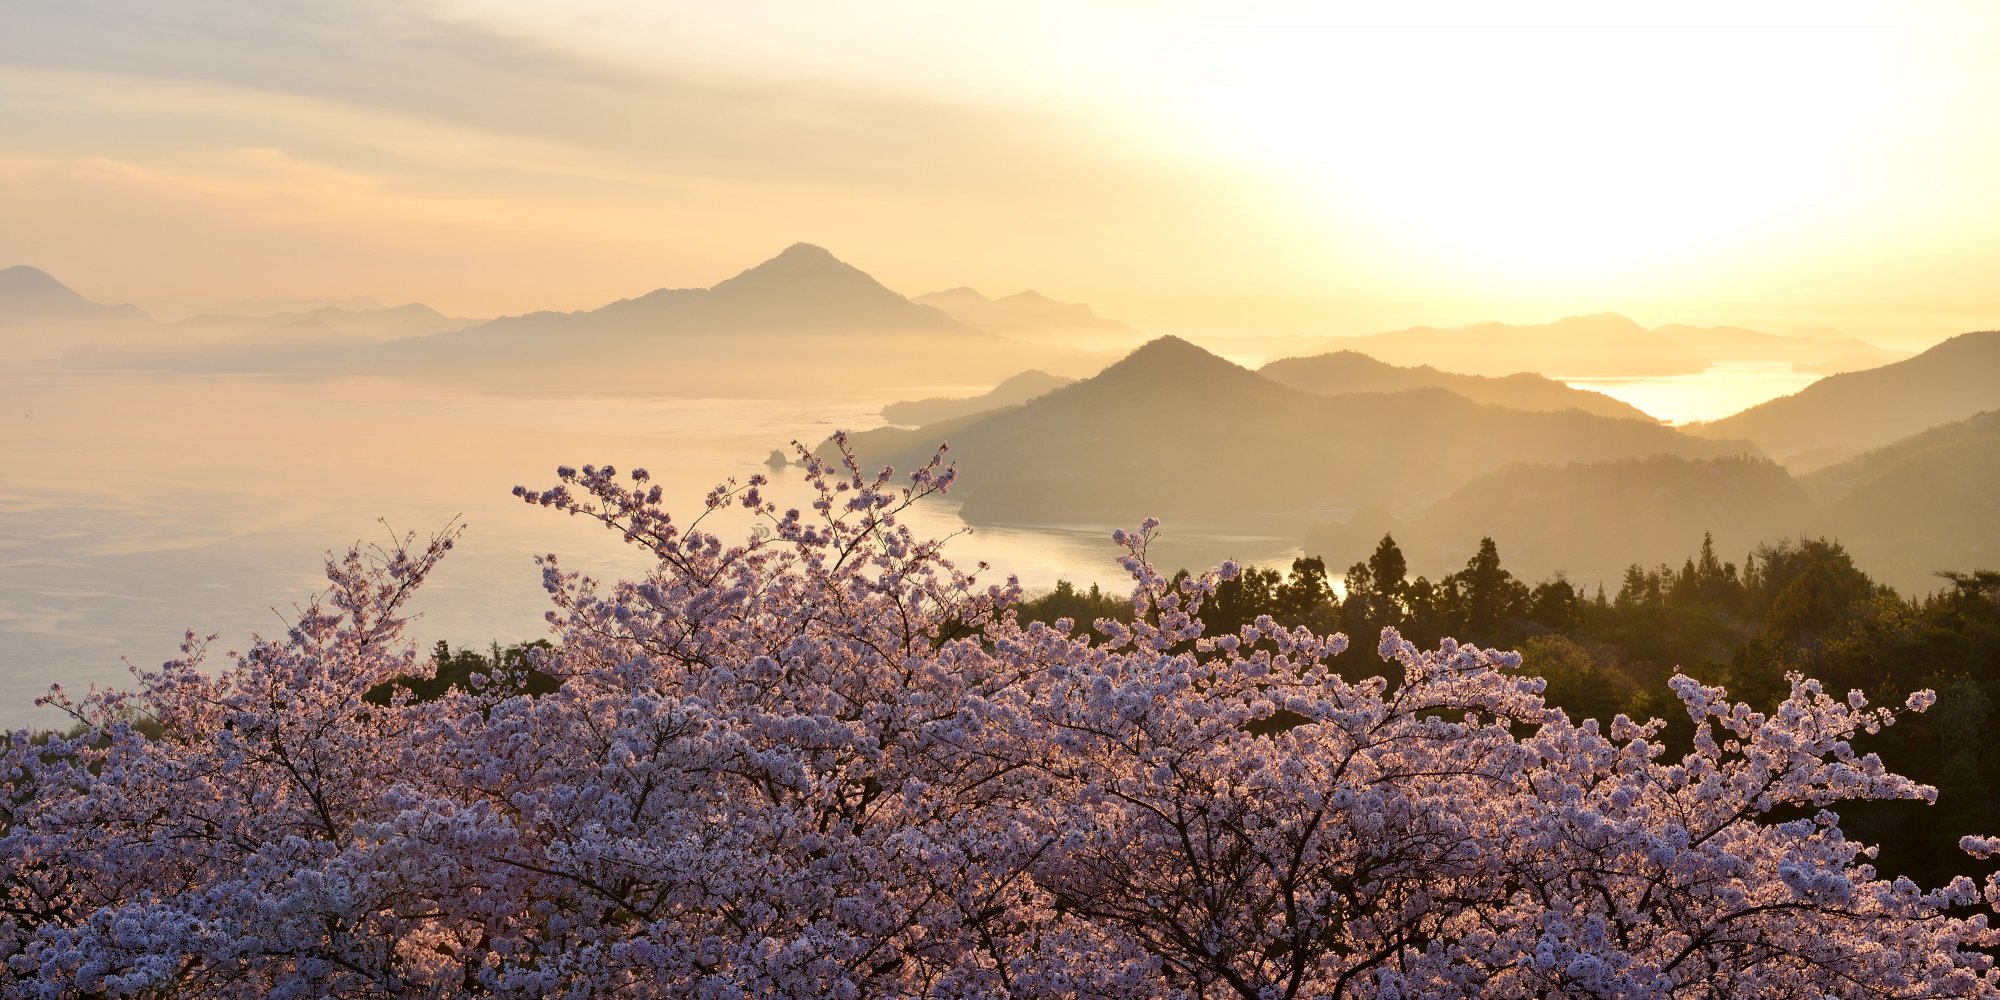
left=5, top=445, right=1998, bottom=997
left=1033, top=532, right=2000, bottom=889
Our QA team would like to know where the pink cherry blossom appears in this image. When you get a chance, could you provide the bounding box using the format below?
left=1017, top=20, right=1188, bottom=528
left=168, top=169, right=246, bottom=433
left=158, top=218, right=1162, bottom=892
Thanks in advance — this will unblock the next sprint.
left=3, top=440, right=1994, bottom=998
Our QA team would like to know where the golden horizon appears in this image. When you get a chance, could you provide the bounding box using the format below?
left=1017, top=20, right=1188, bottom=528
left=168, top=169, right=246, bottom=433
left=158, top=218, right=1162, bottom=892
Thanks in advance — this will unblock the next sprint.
left=1, top=2, right=1994, bottom=351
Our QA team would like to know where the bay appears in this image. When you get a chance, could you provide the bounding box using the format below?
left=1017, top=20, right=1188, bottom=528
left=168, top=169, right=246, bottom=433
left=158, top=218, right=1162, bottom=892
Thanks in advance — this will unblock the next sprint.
left=1562, top=361, right=1822, bottom=426
left=0, top=365, right=1302, bottom=729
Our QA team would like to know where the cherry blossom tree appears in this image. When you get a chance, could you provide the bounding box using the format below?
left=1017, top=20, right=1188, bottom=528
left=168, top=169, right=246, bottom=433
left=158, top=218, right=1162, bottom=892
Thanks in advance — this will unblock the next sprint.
left=3, top=440, right=1995, bottom=998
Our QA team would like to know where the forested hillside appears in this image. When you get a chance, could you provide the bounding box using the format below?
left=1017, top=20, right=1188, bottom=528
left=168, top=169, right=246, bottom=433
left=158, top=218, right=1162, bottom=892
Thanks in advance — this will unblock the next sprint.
left=1021, top=529, right=2000, bottom=887
left=1692, top=331, right=2000, bottom=470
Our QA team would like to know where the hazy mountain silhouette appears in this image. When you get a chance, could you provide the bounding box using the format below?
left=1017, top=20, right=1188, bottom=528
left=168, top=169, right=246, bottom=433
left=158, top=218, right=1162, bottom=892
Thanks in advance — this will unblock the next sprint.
left=702, top=243, right=957, bottom=325
left=1298, top=314, right=1904, bottom=380
left=1259, top=350, right=1657, bottom=422
left=169, top=302, right=473, bottom=342
left=1801, top=410, right=2000, bottom=590
left=1794, top=349, right=1906, bottom=376
left=66, top=301, right=474, bottom=372
left=1296, top=406, right=2000, bottom=596
left=914, top=287, right=1141, bottom=350
left=1, top=266, right=155, bottom=359
left=1691, top=331, right=2000, bottom=471
left=193, top=295, right=388, bottom=316
left=1652, top=323, right=1906, bottom=373
left=833, top=337, right=1755, bottom=530
left=1304, top=314, right=1709, bottom=378
left=60, top=244, right=1099, bottom=392
left=881, top=369, right=1075, bottom=424
left=371, top=243, right=1097, bottom=390
left=416, top=244, right=968, bottom=344
left=1, top=266, right=113, bottom=317
left=64, top=318, right=376, bottom=372
left=1305, top=456, right=1813, bottom=590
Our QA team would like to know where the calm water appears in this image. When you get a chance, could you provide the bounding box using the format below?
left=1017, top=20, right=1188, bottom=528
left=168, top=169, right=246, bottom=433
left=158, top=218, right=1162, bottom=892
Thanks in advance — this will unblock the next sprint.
left=1, top=360, right=1822, bottom=729
left=0, top=366, right=1303, bottom=729
left=1562, top=361, right=1822, bottom=426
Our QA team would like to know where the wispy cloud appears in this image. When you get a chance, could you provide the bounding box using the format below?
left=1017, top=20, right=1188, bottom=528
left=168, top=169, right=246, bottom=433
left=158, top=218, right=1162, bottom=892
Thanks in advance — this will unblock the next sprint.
left=0, top=0, right=1125, bottom=192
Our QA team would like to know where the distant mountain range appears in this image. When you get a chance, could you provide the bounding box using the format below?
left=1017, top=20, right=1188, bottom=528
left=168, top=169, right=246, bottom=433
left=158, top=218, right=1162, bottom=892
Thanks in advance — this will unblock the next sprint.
left=1652, top=323, right=1904, bottom=374
left=1302, top=405, right=2000, bottom=596
left=841, top=332, right=1998, bottom=594
left=1301, top=314, right=1706, bottom=378
left=3, top=263, right=473, bottom=366
left=474, top=242, right=969, bottom=338
left=169, top=302, right=474, bottom=342
left=914, top=287, right=1141, bottom=351
left=368, top=244, right=1113, bottom=391
left=1301, top=313, right=1907, bottom=378
left=18, top=249, right=1993, bottom=592
left=0, top=265, right=154, bottom=358
left=832, top=336, right=1755, bottom=531
left=62, top=319, right=381, bottom=372
left=24, top=249, right=1929, bottom=399
left=0, top=265, right=137, bottom=320
left=1690, top=331, right=2000, bottom=471
left=181, top=295, right=390, bottom=317
left=881, top=369, right=1075, bottom=425
left=1257, top=351, right=1655, bottom=422
left=58, top=244, right=1100, bottom=392
left=60, top=303, right=481, bottom=372
left=1305, top=455, right=1816, bottom=592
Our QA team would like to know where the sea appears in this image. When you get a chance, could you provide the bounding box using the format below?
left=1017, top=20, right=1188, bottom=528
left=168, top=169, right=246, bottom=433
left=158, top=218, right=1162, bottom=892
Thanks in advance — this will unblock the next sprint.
left=0, top=360, right=1817, bottom=729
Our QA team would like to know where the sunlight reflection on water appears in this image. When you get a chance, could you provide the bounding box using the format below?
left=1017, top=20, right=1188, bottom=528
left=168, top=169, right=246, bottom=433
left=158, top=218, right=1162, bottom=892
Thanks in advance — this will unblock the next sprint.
left=1561, top=362, right=1822, bottom=425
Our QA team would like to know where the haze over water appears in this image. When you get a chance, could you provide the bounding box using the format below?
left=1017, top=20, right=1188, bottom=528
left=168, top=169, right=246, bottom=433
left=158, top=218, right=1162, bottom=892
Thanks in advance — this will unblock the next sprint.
left=0, top=363, right=1315, bottom=730
left=1562, top=363, right=1823, bottom=426
left=4, top=1, right=1996, bottom=733
left=1, top=342, right=1844, bottom=730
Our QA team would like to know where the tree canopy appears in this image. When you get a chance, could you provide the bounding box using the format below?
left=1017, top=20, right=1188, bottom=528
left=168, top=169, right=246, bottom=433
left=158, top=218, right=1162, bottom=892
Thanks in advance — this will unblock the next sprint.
left=3, top=442, right=1996, bottom=998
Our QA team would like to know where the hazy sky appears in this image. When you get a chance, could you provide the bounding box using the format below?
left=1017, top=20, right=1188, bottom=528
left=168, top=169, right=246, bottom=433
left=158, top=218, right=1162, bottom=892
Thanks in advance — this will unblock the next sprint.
left=2, top=1, right=1995, bottom=346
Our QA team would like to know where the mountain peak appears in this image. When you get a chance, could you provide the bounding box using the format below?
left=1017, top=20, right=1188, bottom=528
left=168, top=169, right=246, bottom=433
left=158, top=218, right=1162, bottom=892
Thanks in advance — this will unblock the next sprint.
left=2, top=264, right=58, bottom=281
left=917, top=287, right=991, bottom=304
left=1125, top=334, right=1205, bottom=358
left=0, top=265, right=108, bottom=316
left=1093, top=336, right=1261, bottom=389
left=1551, top=312, right=1647, bottom=333
left=774, top=242, right=839, bottom=263
left=2, top=264, right=77, bottom=295
left=709, top=243, right=906, bottom=306
left=551, top=244, right=976, bottom=337
left=733, top=243, right=857, bottom=279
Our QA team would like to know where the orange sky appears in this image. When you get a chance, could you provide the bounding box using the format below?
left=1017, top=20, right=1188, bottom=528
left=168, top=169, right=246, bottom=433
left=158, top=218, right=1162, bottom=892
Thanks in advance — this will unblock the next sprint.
left=2, top=1, right=1996, bottom=348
